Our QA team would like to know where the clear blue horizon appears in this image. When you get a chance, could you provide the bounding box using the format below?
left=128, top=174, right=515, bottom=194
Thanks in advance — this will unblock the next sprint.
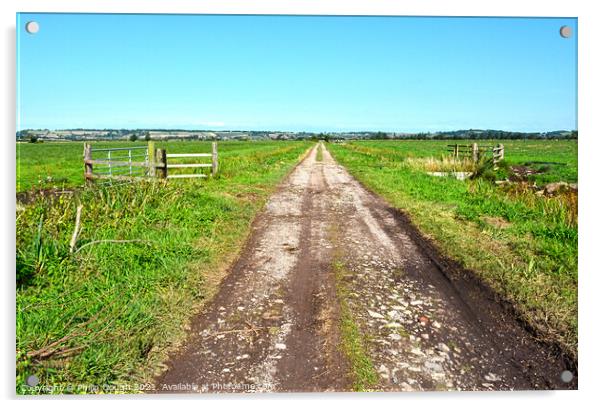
left=17, top=14, right=577, bottom=133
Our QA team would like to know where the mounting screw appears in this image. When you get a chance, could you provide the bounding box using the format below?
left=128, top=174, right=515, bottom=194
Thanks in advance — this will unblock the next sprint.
left=559, top=25, right=572, bottom=39
left=25, top=21, right=40, bottom=34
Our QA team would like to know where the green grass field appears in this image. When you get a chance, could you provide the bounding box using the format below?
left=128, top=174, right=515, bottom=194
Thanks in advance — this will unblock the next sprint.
left=16, top=138, right=578, bottom=392
left=328, top=139, right=578, bottom=361
left=16, top=140, right=311, bottom=394
left=16, top=140, right=309, bottom=192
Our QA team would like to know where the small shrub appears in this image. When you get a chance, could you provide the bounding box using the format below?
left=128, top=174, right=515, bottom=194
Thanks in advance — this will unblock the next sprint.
left=470, top=158, right=497, bottom=182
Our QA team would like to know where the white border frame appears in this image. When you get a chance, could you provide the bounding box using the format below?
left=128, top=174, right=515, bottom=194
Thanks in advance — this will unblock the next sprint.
left=3, top=1, right=600, bottom=407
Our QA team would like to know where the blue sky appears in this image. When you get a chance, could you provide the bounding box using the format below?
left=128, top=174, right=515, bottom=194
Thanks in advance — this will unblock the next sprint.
left=17, top=14, right=577, bottom=132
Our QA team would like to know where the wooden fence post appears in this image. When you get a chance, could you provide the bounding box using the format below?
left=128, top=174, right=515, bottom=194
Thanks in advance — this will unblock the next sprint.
left=147, top=141, right=156, bottom=177
left=499, top=143, right=504, bottom=161
left=156, top=148, right=167, bottom=179
left=454, top=143, right=459, bottom=158
left=472, top=143, right=479, bottom=162
left=84, top=143, right=93, bottom=185
left=107, top=150, right=112, bottom=177
left=211, top=142, right=218, bottom=177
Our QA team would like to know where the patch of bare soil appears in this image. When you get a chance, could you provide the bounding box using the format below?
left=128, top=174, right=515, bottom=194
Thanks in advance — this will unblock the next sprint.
left=153, top=145, right=348, bottom=393
left=509, top=165, right=542, bottom=181
left=153, top=143, right=576, bottom=393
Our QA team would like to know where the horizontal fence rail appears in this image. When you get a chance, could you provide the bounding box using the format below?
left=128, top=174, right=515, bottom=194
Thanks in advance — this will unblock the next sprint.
left=87, top=159, right=147, bottom=167
left=166, top=153, right=212, bottom=158
left=166, top=163, right=213, bottom=168
left=83, top=142, right=218, bottom=185
left=91, top=146, right=148, bottom=152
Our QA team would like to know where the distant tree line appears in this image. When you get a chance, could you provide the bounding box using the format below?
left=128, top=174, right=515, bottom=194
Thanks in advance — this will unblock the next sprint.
left=310, top=133, right=334, bottom=142
left=16, top=128, right=578, bottom=142
left=363, top=130, right=578, bottom=140
left=427, top=129, right=577, bottom=140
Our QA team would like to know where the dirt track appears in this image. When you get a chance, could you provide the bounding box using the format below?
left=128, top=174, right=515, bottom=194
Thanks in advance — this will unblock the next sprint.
left=154, top=143, right=576, bottom=393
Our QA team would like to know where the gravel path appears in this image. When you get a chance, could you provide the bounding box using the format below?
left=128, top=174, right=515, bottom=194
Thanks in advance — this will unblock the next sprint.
left=154, top=143, right=575, bottom=393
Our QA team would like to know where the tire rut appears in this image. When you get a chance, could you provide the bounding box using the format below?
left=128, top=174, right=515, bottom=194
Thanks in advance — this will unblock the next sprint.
left=154, top=144, right=347, bottom=393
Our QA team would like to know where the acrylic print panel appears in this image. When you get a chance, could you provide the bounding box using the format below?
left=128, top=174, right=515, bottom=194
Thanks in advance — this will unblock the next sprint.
left=16, top=13, right=577, bottom=394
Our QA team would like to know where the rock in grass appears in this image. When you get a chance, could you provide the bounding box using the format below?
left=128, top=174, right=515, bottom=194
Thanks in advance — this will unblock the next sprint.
left=436, top=343, right=451, bottom=353
left=424, top=361, right=444, bottom=373
left=368, top=310, right=385, bottom=319
left=484, top=373, right=501, bottom=382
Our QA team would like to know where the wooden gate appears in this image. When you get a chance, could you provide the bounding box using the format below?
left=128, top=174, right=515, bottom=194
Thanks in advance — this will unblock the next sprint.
left=84, top=142, right=218, bottom=184
left=448, top=143, right=505, bottom=164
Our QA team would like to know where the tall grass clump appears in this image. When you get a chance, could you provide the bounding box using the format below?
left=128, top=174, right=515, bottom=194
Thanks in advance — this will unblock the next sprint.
left=403, top=156, right=477, bottom=173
